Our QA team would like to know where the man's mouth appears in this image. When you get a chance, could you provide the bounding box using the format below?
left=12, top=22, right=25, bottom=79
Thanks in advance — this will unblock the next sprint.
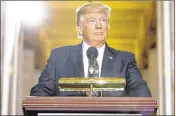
left=94, top=32, right=103, bottom=35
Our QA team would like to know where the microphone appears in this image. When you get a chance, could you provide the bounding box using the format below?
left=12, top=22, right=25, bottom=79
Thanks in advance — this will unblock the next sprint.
left=86, top=47, right=98, bottom=66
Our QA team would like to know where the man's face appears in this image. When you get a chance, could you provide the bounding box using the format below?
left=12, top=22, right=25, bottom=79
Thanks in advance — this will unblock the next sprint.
left=80, top=12, right=109, bottom=46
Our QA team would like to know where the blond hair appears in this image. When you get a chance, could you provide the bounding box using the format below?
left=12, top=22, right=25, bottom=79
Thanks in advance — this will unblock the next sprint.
left=76, top=2, right=111, bottom=38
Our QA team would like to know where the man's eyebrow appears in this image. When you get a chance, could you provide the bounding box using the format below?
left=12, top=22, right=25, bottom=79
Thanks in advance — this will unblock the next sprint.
left=87, top=18, right=95, bottom=20
left=87, top=16, right=107, bottom=20
left=100, top=16, right=107, bottom=19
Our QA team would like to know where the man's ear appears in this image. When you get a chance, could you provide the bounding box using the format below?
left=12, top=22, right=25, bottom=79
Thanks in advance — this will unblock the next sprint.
left=108, top=18, right=110, bottom=28
left=108, top=24, right=110, bottom=28
left=78, top=26, right=83, bottom=34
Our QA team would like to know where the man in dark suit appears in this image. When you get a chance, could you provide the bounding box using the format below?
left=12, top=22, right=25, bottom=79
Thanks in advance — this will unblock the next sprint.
left=30, top=2, right=151, bottom=97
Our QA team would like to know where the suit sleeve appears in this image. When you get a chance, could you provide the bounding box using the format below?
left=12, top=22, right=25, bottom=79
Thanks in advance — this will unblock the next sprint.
left=125, top=53, right=152, bottom=97
left=30, top=50, right=56, bottom=96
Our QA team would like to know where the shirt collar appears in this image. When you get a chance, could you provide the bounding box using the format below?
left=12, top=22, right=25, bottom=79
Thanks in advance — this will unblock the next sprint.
left=82, top=40, right=105, bottom=57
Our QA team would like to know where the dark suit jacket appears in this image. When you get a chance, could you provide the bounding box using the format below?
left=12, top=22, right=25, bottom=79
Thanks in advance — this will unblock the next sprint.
left=30, top=42, right=152, bottom=97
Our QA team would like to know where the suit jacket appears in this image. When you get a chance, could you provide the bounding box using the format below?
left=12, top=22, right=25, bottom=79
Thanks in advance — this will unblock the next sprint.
left=30, top=42, right=152, bottom=97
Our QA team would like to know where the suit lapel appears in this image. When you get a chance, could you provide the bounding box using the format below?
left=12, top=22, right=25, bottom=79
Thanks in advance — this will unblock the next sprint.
left=101, top=43, right=116, bottom=77
left=70, top=42, right=85, bottom=77
left=70, top=42, right=116, bottom=77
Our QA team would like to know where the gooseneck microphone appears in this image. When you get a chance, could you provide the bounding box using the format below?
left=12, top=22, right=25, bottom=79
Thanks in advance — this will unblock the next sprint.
left=86, top=47, right=98, bottom=66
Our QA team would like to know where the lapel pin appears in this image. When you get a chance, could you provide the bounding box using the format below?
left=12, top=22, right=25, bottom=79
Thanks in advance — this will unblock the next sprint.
left=109, top=56, right=113, bottom=60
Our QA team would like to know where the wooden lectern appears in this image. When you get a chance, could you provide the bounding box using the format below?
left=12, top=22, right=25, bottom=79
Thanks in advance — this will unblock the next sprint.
left=22, top=97, right=158, bottom=116
left=23, top=77, right=157, bottom=115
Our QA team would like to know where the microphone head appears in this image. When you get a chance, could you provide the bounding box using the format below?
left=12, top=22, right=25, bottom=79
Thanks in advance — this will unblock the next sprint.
left=86, top=47, right=98, bottom=60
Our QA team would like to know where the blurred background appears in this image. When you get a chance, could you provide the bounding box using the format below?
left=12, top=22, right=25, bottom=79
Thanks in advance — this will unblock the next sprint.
left=1, top=1, right=175, bottom=115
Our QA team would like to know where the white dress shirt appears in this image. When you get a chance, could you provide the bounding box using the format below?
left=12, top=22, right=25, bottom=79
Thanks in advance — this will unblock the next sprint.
left=82, top=41, right=105, bottom=77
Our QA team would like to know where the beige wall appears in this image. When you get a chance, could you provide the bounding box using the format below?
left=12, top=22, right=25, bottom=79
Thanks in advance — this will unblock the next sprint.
left=16, top=49, right=38, bottom=115
left=142, top=48, right=160, bottom=114
left=22, top=49, right=36, bottom=99
left=148, top=49, right=159, bottom=101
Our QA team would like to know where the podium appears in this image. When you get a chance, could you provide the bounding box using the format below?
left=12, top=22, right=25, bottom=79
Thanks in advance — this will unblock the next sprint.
left=24, top=77, right=157, bottom=115
left=22, top=96, right=158, bottom=116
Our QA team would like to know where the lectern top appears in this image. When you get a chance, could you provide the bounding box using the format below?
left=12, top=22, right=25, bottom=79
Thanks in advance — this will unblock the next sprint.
left=58, top=77, right=126, bottom=91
